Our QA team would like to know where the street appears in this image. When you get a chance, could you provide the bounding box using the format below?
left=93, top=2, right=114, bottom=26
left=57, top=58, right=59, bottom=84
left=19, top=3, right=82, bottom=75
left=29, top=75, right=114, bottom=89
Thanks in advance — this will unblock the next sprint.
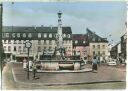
left=2, top=62, right=126, bottom=90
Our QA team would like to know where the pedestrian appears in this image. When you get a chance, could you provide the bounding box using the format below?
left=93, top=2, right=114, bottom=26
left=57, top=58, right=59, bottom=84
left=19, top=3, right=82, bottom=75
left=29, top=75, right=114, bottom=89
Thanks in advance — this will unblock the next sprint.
left=29, top=59, right=33, bottom=70
left=23, top=58, right=27, bottom=70
left=92, top=56, right=98, bottom=73
left=32, top=62, right=37, bottom=79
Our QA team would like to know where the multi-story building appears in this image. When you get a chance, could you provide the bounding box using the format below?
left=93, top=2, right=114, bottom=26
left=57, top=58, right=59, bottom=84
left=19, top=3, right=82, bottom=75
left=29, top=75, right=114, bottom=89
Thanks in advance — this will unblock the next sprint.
left=72, top=34, right=89, bottom=59
left=86, top=28, right=109, bottom=62
left=2, top=26, right=72, bottom=62
left=121, top=33, right=127, bottom=60
left=110, top=43, right=121, bottom=59
left=72, top=28, right=109, bottom=62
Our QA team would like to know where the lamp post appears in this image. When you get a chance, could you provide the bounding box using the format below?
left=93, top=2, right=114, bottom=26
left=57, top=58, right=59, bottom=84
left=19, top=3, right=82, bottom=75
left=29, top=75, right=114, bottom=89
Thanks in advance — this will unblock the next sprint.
left=25, top=41, right=32, bottom=80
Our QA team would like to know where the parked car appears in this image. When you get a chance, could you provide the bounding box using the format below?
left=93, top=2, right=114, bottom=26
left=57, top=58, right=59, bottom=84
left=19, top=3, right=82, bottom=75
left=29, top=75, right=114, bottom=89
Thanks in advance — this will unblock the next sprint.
left=107, top=61, right=117, bottom=66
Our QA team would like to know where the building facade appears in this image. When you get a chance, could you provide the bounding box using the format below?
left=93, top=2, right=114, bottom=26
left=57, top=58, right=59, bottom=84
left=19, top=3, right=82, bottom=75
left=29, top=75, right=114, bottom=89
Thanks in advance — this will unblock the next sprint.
left=72, top=34, right=89, bottom=59
left=72, top=28, right=109, bottom=62
left=2, top=26, right=72, bottom=62
left=86, top=28, right=109, bottom=62
left=121, top=33, right=127, bottom=60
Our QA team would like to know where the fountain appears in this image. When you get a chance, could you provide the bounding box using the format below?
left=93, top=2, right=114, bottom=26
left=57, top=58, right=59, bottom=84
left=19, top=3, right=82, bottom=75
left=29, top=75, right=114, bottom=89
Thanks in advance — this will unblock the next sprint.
left=34, top=11, right=82, bottom=71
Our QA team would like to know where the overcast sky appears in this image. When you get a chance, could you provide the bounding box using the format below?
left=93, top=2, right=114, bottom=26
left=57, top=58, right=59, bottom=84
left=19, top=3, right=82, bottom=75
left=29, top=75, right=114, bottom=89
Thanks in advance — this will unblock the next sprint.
left=3, top=2, right=126, bottom=44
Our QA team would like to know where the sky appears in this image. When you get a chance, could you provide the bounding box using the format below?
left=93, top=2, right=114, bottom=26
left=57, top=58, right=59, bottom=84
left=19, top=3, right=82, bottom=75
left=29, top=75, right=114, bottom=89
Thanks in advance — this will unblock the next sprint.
left=3, top=2, right=127, bottom=45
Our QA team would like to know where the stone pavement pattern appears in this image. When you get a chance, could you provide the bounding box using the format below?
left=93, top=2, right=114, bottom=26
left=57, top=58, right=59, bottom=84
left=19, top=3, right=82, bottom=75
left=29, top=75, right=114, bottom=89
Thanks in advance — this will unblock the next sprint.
left=11, top=62, right=126, bottom=85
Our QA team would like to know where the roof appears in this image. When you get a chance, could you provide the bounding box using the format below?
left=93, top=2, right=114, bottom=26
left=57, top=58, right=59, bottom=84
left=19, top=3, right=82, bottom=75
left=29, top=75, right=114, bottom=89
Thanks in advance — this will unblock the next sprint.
left=72, top=34, right=87, bottom=40
left=72, top=34, right=88, bottom=46
left=86, top=28, right=108, bottom=43
left=3, top=26, right=72, bottom=34
left=2, top=26, right=72, bottom=40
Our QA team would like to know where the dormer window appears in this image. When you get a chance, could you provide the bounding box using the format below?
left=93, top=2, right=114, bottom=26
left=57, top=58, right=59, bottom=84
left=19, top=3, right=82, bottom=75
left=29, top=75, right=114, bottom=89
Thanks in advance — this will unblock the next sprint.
left=75, top=40, right=78, bottom=44
left=67, top=34, right=71, bottom=38
left=49, top=33, right=52, bottom=38
left=28, top=33, right=32, bottom=38
left=12, top=33, right=16, bottom=38
left=23, top=33, right=26, bottom=38
left=38, top=33, right=41, bottom=38
left=6, top=33, right=9, bottom=38
left=17, top=33, right=20, bottom=38
left=63, top=34, right=66, bottom=38
left=44, top=33, right=47, bottom=38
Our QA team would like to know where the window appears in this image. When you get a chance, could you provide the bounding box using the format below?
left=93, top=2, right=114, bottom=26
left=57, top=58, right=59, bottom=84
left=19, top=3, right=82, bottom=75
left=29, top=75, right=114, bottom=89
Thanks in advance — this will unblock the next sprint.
left=49, top=40, right=52, bottom=45
left=18, top=40, right=22, bottom=44
left=97, top=45, right=100, bottom=49
left=102, top=45, right=105, bottom=49
left=8, top=46, right=11, bottom=52
left=44, top=33, right=47, bottom=38
left=28, top=33, right=32, bottom=38
left=18, top=46, right=21, bottom=52
left=69, top=40, right=72, bottom=44
left=44, top=40, right=46, bottom=44
left=38, top=33, right=41, bottom=38
left=98, top=51, right=100, bottom=55
left=6, top=33, right=9, bottom=38
left=49, top=33, right=52, bottom=38
left=38, top=46, right=41, bottom=52
left=2, top=33, right=5, bottom=38
left=4, top=46, right=6, bottom=51
left=14, top=46, right=17, bottom=51
left=67, top=34, right=71, bottom=38
left=63, top=34, right=66, bottom=38
left=14, top=40, right=17, bottom=44
left=44, top=46, right=46, bottom=50
left=102, top=51, right=105, bottom=55
left=12, top=33, right=16, bottom=38
left=38, top=40, right=41, bottom=45
left=23, top=33, right=26, bottom=38
left=93, top=45, right=95, bottom=49
left=49, top=46, right=52, bottom=50
left=17, top=33, right=20, bottom=37
left=4, top=40, right=7, bottom=44
left=83, top=41, right=85, bottom=43
left=23, top=40, right=26, bottom=44
left=23, top=46, right=26, bottom=52
left=93, top=51, right=95, bottom=55
left=75, top=40, right=78, bottom=44
left=8, top=40, right=11, bottom=44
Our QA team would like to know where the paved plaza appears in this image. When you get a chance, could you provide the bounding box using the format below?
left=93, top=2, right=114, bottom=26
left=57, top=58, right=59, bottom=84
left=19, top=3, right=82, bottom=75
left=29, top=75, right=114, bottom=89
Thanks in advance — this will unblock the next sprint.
left=4, top=62, right=126, bottom=84
left=2, top=62, right=126, bottom=89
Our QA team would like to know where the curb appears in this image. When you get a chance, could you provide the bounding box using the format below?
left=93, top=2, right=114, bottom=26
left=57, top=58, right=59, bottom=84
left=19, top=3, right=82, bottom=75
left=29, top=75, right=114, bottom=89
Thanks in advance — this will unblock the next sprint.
left=29, top=69, right=92, bottom=73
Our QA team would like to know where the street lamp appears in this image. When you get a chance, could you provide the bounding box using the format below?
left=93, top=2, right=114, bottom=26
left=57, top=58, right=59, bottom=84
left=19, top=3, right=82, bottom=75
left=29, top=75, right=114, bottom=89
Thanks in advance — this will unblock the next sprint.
left=24, top=41, right=32, bottom=80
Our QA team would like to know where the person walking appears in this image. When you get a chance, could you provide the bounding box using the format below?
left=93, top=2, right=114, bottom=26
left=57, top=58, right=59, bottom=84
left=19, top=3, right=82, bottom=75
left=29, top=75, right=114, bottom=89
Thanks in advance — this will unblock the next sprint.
left=32, top=62, right=37, bottom=79
left=29, top=59, right=33, bottom=70
left=23, top=58, right=27, bottom=70
left=92, top=56, right=98, bottom=73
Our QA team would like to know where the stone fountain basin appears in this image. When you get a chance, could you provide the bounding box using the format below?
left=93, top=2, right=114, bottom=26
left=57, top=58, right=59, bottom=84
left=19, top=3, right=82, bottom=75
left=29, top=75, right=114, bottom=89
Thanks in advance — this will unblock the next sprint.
left=33, top=60, right=82, bottom=71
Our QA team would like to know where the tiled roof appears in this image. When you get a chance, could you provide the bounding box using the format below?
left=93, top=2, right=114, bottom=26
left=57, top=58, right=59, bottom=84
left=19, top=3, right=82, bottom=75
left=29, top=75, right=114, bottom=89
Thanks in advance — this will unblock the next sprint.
left=86, top=28, right=108, bottom=43
left=3, top=26, right=72, bottom=34
left=72, top=34, right=88, bottom=46
left=72, top=34, right=87, bottom=40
